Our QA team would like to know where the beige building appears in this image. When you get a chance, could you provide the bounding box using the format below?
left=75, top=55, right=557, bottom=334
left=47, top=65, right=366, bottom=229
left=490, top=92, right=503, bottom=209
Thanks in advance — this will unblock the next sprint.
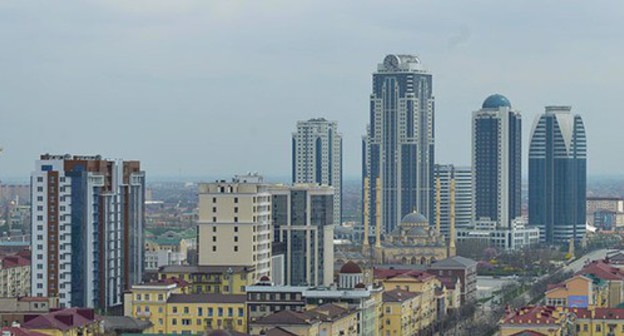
left=0, top=251, right=30, bottom=298
left=586, top=197, right=624, bottom=226
left=198, top=174, right=272, bottom=281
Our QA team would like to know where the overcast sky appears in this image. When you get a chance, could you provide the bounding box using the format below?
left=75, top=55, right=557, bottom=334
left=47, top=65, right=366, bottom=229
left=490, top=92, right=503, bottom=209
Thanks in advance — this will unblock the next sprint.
left=0, top=1, right=622, bottom=181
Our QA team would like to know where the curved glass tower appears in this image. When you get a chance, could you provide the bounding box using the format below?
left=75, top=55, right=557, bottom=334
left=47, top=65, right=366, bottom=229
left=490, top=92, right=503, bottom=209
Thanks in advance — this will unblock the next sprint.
left=529, top=106, right=586, bottom=244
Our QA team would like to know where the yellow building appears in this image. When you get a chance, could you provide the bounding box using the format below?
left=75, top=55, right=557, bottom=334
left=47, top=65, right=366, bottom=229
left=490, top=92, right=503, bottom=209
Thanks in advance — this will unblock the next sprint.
left=249, top=304, right=358, bottom=336
left=545, top=274, right=607, bottom=308
left=159, top=265, right=255, bottom=294
left=306, top=304, right=359, bottom=336
left=375, top=269, right=440, bottom=330
left=22, top=308, right=101, bottom=336
left=124, top=280, right=246, bottom=334
left=577, top=260, right=624, bottom=308
left=499, top=306, right=566, bottom=336
left=501, top=306, right=624, bottom=336
left=382, top=289, right=420, bottom=336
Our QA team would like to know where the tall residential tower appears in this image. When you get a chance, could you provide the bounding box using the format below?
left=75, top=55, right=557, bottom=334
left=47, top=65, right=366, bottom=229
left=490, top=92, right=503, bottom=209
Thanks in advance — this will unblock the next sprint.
left=472, top=94, right=521, bottom=229
left=362, top=54, right=435, bottom=239
left=31, top=154, right=145, bottom=310
left=529, top=106, right=587, bottom=244
left=292, top=118, right=342, bottom=226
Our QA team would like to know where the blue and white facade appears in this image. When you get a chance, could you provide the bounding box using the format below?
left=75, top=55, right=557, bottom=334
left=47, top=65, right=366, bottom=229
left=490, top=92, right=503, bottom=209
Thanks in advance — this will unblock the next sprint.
left=529, top=106, right=587, bottom=244
left=434, top=164, right=473, bottom=236
left=292, top=118, right=342, bottom=226
left=30, top=154, right=145, bottom=311
left=362, top=54, right=435, bottom=238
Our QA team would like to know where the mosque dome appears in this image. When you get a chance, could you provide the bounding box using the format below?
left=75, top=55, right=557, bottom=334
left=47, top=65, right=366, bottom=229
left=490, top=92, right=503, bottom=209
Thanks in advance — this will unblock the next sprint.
left=482, top=94, right=511, bottom=109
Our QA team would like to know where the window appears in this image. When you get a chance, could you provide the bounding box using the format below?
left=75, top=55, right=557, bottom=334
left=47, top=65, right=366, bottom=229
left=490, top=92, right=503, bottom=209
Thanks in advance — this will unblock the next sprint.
left=234, top=246, right=238, bottom=252
left=213, top=207, right=217, bottom=212
left=172, top=319, right=177, bottom=325
left=196, top=319, right=201, bottom=325
left=596, top=325, right=601, bottom=332
left=158, top=294, right=164, bottom=301
left=184, top=306, right=189, bottom=314
left=234, top=226, right=238, bottom=232
left=234, top=217, right=238, bottom=223
left=234, top=197, right=238, bottom=203
left=198, top=307, right=203, bottom=316
left=218, top=308, right=223, bottom=317
left=158, top=319, right=163, bottom=325
left=213, top=217, right=217, bottom=222
left=234, top=236, right=238, bottom=242
left=212, top=226, right=217, bottom=232
left=208, top=308, right=213, bottom=316
left=213, top=236, right=217, bottom=242
left=182, top=319, right=191, bottom=326
left=173, top=307, right=178, bottom=313
left=238, top=308, right=244, bottom=317
left=212, top=246, right=216, bottom=252
left=213, top=197, right=217, bottom=203
left=37, top=177, right=43, bottom=182
left=145, top=294, right=150, bottom=300
left=234, top=207, right=238, bottom=213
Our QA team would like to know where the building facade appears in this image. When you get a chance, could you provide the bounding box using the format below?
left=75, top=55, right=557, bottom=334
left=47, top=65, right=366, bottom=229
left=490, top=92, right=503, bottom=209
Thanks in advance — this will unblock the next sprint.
left=529, top=106, right=587, bottom=244
left=292, top=118, right=342, bottom=226
left=362, top=54, right=435, bottom=239
left=197, top=174, right=272, bottom=281
left=434, top=164, right=472, bottom=235
left=472, top=94, right=521, bottom=229
left=270, top=184, right=334, bottom=286
left=30, top=154, right=145, bottom=310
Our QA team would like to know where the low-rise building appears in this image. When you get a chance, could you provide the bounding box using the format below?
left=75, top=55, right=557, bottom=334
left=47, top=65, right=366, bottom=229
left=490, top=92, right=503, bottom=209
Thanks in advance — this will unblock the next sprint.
left=0, top=297, right=58, bottom=327
left=499, top=306, right=566, bottom=336
left=159, top=265, right=255, bottom=295
left=0, top=250, right=30, bottom=297
left=381, top=289, right=420, bottom=336
left=457, top=219, right=539, bottom=250
left=124, top=279, right=246, bottom=334
left=22, top=308, right=102, bottom=336
left=428, top=255, right=478, bottom=303
left=545, top=274, right=607, bottom=308
left=249, top=310, right=320, bottom=336
left=577, top=260, right=624, bottom=307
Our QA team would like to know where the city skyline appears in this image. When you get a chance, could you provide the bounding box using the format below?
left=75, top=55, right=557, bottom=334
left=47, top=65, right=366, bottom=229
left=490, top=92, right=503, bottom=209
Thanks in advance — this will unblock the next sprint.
left=0, top=1, right=621, bottom=179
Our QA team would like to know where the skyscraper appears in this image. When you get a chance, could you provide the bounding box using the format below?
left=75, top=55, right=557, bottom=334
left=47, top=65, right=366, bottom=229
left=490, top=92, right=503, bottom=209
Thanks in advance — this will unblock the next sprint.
left=434, top=164, right=473, bottom=236
left=270, top=184, right=334, bottom=286
left=472, top=94, right=521, bottom=229
left=362, top=54, right=435, bottom=238
left=197, top=174, right=272, bottom=281
left=31, top=154, right=145, bottom=310
left=529, top=106, right=587, bottom=244
left=292, top=118, right=342, bottom=225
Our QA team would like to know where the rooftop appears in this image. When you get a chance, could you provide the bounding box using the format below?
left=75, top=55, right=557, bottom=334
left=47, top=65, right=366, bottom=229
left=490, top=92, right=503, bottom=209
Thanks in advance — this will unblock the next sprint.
left=159, top=265, right=253, bottom=274
left=23, top=308, right=99, bottom=332
left=167, top=293, right=246, bottom=304
left=502, top=306, right=560, bottom=325
left=482, top=94, right=511, bottom=109
left=383, top=289, right=419, bottom=303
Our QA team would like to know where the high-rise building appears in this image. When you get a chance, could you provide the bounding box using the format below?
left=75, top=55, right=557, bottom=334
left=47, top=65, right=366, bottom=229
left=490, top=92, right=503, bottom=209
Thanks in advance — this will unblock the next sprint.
left=30, top=154, right=145, bottom=310
left=270, top=184, right=334, bottom=286
left=434, top=164, right=473, bottom=236
left=292, top=118, right=342, bottom=226
left=197, top=174, right=272, bottom=281
left=362, top=54, right=435, bottom=239
left=472, top=94, right=522, bottom=229
left=529, top=106, right=587, bottom=244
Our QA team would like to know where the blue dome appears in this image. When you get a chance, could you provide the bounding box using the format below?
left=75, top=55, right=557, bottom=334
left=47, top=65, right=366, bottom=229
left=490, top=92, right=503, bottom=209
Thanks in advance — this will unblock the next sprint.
left=482, top=94, right=511, bottom=109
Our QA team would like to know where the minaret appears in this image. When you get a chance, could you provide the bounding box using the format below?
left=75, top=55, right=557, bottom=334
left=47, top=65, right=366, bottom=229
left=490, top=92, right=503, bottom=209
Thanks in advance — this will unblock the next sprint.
left=449, top=178, right=457, bottom=257
left=435, top=177, right=441, bottom=235
left=362, top=177, right=370, bottom=254
left=374, top=177, right=382, bottom=263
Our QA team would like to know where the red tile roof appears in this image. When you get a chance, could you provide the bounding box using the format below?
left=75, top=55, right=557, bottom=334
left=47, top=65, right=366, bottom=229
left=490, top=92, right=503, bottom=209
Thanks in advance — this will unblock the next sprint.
left=1, top=255, right=30, bottom=269
left=383, top=288, right=419, bottom=303
left=567, top=307, right=624, bottom=319
left=502, top=306, right=560, bottom=325
left=23, top=308, right=99, bottom=331
left=509, top=331, right=547, bottom=336
left=577, top=260, right=624, bottom=281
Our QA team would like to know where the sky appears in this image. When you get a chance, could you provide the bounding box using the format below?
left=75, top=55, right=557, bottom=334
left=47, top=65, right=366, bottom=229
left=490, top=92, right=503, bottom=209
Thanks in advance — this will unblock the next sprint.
left=0, top=1, right=623, bottom=182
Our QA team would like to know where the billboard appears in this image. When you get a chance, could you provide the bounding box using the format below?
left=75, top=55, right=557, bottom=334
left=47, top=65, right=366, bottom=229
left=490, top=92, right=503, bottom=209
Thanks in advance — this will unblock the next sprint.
left=568, top=295, right=588, bottom=308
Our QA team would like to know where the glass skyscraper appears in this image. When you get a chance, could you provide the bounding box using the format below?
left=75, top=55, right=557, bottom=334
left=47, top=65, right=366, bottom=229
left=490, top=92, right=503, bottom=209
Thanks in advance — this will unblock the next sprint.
left=529, top=106, right=586, bottom=244
left=472, top=94, right=521, bottom=229
left=362, top=54, right=435, bottom=237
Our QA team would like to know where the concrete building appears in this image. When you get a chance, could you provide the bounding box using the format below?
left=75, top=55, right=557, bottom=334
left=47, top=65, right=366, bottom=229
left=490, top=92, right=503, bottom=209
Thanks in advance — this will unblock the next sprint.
left=0, top=250, right=30, bottom=297
left=197, top=174, right=272, bottom=282
left=427, top=256, right=478, bottom=304
left=270, top=184, right=334, bottom=287
left=362, top=54, right=435, bottom=240
left=30, top=154, right=145, bottom=310
left=292, top=118, right=342, bottom=226
left=434, top=164, right=472, bottom=235
left=587, top=197, right=624, bottom=226
left=456, top=219, right=539, bottom=250
left=529, top=106, right=587, bottom=244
